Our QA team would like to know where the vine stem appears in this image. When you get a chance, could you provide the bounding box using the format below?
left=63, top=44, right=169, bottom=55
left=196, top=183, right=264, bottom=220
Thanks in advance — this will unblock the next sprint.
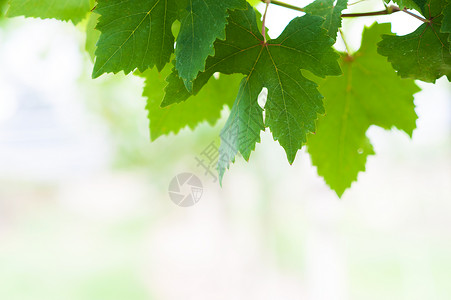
left=348, top=0, right=367, bottom=6
left=260, top=0, right=428, bottom=22
left=262, top=0, right=270, bottom=43
left=402, top=8, right=429, bottom=23
left=339, top=29, right=352, bottom=55
left=341, top=6, right=400, bottom=17
left=261, top=0, right=304, bottom=12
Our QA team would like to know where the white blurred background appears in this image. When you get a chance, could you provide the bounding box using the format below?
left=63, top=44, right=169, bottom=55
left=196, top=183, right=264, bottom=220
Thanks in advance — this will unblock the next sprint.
left=0, top=1, right=450, bottom=299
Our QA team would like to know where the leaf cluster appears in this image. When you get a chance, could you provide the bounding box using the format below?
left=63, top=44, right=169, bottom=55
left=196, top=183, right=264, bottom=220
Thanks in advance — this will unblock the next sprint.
left=4, top=0, right=450, bottom=196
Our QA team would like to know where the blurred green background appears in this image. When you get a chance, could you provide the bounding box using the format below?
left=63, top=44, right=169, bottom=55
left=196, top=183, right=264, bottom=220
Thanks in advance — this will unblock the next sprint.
left=0, top=1, right=450, bottom=299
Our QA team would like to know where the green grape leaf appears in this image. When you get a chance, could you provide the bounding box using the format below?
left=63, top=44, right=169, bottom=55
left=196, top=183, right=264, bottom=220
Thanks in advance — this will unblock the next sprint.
left=217, top=77, right=265, bottom=182
left=441, top=0, right=451, bottom=47
left=378, top=0, right=451, bottom=82
left=175, top=0, right=247, bottom=92
left=92, top=0, right=180, bottom=78
left=7, top=0, right=91, bottom=24
left=85, top=12, right=100, bottom=62
left=308, top=23, right=420, bottom=197
left=163, top=4, right=341, bottom=180
left=1, top=0, right=8, bottom=16
left=141, top=66, right=242, bottom=140
left=305, top=0, right=348, bottom=41
left=386, top=0, right=426, bottom=13
left=247, top=0, right=262, bottom=6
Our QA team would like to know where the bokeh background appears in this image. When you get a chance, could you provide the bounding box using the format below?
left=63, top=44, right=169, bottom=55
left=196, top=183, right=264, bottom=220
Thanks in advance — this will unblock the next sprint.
left=0, top=0, right=450, bottom=299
